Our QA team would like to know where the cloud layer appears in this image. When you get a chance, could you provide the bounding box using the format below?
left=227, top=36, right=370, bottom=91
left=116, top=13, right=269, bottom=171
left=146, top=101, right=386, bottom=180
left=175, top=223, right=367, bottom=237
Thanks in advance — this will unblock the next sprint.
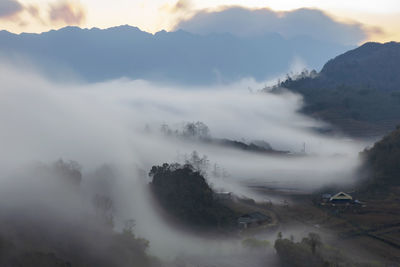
left=0, top=62, right=366, bottom=191
left=174, top=6, right=372, bottom=45
left=0, top=0, right=86, bottom=27
left=0, top=62, right=369, bottom=260
left=49, top=0, right=86, bottom=25
left=0, top=0, right=23, bottom=18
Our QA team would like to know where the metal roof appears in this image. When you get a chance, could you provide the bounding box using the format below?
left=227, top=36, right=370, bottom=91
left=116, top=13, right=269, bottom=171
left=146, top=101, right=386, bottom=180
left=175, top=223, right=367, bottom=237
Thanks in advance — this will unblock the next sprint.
left=238, top=212, right=269, bottom=223
left=330, top=191, right=352, bottom=201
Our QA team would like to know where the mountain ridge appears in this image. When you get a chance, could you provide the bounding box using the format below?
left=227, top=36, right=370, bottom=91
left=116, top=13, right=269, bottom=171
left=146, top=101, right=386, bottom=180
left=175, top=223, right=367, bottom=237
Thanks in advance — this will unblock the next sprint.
left=319, top=41, right=400, bottom=91
left=0, top=25, right=353, bottom=85
left=278, top=41, right=400, bottom=137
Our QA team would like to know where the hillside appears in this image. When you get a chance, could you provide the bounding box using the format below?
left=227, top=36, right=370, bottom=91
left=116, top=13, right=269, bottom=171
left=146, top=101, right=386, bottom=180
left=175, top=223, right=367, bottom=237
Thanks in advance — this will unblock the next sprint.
left=0, top=160, right=158, bottom=267
left=362, top=126, right=400, bottom=187
left=0, top=26, right=351, bottom=85
left=278, top=42, right=400, bottom=137
left=321, top=42, right=400, bottom=91
left=266, top=128, right=400, bottom=265
left=149, top=163, right=238, bottom=230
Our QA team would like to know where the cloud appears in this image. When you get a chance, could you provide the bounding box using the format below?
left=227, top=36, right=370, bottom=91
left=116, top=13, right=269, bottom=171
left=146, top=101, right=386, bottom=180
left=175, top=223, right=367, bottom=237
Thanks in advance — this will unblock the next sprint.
left=160, top=0, right=193, bottom=14
left=49, top=0, right=86, bottom=25
left=24, top=4, right=48, bottom=25
left=174, top=6, right=378, bottom=45
left=159, top=0, right=194, bottom=29
left=0, top=0, right=23, bottom=19
left=0, top=0, right=85, bottom=28
left=26, top=5, right=39, bottom=18
left=0, top=61, right=366, bottom=191
left=171, top=0, right=192, bottom=13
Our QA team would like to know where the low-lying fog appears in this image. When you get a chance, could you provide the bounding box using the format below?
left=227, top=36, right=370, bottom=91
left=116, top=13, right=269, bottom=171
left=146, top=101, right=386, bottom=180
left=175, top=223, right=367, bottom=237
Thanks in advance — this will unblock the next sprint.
left=0, top=63, right=369, bottom=264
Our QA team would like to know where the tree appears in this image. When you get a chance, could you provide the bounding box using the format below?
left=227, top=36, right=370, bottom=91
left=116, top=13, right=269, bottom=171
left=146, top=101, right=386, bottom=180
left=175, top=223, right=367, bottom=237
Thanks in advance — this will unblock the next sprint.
left=181, top=121, right=210, bottom=140
left=302, top=233, right=322, bottom=255
left=123, top=219, right=136, bottom=236
left=93, top=194, right=114, bottom=227
left=277, top=232, right=283, bottom=240
left=184, top=151, right=209, bottom=176
left=53, top=159, right=82, bottom=185
left=368, top=127, right=400, bottom=185
left=149, top=163, right=236, bottom=229
left=160, top=123, right=172, bottom=136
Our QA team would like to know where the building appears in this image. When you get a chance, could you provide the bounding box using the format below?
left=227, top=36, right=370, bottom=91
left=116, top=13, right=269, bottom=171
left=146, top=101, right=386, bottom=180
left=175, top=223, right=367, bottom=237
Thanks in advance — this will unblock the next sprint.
left=213, top=191, right=233, bottom=201
left=329, top=192, right=353, bottom=204
left=238, top=212, right=270, bottom=229
left=320, top=193, right=332, bottom=205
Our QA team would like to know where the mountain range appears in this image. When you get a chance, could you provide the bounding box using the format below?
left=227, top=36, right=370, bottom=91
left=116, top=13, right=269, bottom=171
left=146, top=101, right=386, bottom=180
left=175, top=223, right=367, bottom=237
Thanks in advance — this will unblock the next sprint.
left=2, top=26, right=399, bottom=137
left=0, top=25, right=352, bottom=84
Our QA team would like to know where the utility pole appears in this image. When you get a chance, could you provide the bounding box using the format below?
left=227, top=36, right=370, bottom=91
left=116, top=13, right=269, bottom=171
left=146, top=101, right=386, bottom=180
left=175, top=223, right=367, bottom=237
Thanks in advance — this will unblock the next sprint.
left=301, top=142, right=306, bottom=154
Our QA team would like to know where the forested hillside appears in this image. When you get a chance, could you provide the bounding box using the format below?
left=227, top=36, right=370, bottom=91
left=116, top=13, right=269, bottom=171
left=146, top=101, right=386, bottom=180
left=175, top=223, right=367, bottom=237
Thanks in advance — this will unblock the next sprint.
left=362, top=126, right=400, bottom=187
left=278, top=42, right=400, bottom=137
left=149, top=163, right=238, bottom=229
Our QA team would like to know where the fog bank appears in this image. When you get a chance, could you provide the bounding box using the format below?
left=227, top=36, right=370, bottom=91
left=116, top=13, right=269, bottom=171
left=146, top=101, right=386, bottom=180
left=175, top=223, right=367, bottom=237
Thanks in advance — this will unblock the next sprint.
left=0, top=63, right=368, bottom=261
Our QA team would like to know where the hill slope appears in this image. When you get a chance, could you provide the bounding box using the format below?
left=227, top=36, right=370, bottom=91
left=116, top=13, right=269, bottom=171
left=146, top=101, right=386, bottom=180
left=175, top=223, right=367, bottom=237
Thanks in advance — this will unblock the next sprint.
left=362, top=126, right=400, bottom=187
left=279, top=42, right=400, bottom=137
left=321, top=42, right=400, bottom=91
left=149, top=163, right=237, bottom=229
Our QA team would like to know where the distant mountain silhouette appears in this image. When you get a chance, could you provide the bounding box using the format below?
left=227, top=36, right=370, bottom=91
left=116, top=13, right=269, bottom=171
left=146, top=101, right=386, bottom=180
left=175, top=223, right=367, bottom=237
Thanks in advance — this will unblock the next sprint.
left=0, top=25, right=352, bottom=84
left=278, top=42, right=400, bottom=137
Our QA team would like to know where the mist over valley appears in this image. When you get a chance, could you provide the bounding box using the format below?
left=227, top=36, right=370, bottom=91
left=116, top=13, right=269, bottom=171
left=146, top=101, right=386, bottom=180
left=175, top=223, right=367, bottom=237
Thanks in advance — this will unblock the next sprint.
left=0, top=2, right=400, bottom=266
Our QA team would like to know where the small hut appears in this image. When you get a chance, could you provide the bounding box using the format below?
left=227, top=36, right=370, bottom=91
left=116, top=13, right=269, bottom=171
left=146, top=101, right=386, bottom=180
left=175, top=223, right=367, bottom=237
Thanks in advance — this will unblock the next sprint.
left=329, top=192, right=352, bottom=204
left=213, top=191, right=232, bottom=201
left=238, top=212, right=270, bottom=229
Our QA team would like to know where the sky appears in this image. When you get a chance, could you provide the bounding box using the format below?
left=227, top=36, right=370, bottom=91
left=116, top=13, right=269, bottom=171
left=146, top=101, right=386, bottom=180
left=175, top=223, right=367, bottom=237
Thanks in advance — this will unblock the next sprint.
left=0, top=0, right=399, bottom=43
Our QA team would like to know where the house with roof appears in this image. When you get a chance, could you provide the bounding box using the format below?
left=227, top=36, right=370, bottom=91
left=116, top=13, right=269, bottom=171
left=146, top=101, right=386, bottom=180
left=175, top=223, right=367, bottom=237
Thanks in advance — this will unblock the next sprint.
left=329, top=192, right=353, bottom=204
left=238, top=212, right=270, bottom=229
left=213, top=191, right=233, bottom=201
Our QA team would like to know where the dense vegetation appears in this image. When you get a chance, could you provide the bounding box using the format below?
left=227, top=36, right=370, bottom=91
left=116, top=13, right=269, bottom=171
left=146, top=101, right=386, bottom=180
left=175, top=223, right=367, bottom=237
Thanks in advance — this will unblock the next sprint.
left=362, top=126, right=400, bottom=186
left=0, top=160, right=157, bottom=267
left=160, top=121, right=285, bottom=154
left=149, top=163, right=237, bottom=229
left=0, top=222, right=154, bottom=267
left=274, top=42, right=400, bottom=137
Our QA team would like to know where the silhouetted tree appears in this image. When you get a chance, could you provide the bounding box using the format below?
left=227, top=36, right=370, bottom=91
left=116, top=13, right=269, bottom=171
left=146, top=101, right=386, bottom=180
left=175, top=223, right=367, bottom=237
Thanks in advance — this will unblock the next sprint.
left=53, top=159, right=82, bottom=185
left=149, top=163, right=236, bottom=229
left=184, top=151, right=209, bottom=176
left=302, top=233, right=322, bottom=255
left=93, top=194, right=114, bottom=227
left=182, top=121, right=210, bottom=140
